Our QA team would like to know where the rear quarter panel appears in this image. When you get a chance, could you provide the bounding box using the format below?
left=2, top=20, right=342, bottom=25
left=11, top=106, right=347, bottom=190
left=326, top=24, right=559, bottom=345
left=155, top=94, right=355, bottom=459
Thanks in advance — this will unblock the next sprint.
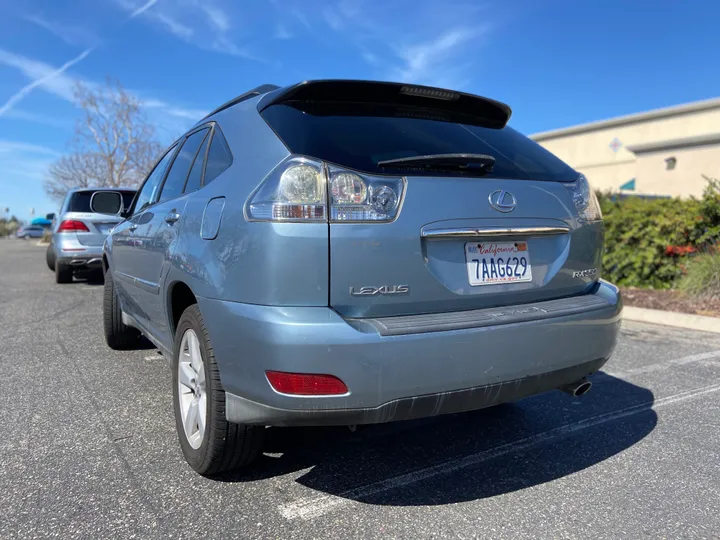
left=163, top=97, right=329, bottom=310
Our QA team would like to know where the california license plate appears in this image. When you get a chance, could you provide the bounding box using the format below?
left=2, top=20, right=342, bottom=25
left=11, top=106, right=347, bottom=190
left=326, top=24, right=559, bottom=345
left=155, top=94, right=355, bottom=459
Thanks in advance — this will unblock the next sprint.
left=465, top=241, right=533, bottom=286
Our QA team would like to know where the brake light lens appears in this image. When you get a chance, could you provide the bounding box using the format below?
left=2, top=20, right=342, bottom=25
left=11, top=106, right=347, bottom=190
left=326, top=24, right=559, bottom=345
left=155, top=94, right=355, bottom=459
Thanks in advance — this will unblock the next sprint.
left=245, top=156, right=405, bottom=223
left=565, top=174, right=602, bottom=222
left=265, top=371, right=349, bottom=395
left=57, top=220, right=90, bottom=232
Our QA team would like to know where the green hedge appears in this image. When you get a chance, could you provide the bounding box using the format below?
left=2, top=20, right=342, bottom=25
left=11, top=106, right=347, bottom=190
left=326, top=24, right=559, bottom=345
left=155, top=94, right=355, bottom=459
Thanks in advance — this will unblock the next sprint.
left=598, top=179, right=720, bottom=288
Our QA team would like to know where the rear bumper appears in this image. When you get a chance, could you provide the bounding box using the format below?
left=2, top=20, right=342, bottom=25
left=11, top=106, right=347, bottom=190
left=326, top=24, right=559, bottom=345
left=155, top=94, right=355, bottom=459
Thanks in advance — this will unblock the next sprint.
left=198, top=281, right=622, bottom=426
left=53, top=236, right=104, bottom=268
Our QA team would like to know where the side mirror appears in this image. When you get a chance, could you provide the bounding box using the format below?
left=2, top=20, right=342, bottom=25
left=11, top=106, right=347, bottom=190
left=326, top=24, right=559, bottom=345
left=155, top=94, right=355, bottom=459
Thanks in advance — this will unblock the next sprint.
left=90, top=191, right=123, bottom=215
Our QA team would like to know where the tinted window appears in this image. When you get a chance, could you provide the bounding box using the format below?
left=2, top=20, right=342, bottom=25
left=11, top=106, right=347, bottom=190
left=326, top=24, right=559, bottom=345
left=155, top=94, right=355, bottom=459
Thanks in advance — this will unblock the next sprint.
left=159, top=129, right=209, bottom=203
left=133, top=147, right=176, bottom=213
left=120, top=191, right=136, bottom=211
left=183, top=130, right=211, bottom=194
left=261, top=104, right=577, bottom=182
left=203, top=128, right=233, bottom=186
left=67, top=192, right=94, bottom=212
left=67, top=190, right=137, bottom=213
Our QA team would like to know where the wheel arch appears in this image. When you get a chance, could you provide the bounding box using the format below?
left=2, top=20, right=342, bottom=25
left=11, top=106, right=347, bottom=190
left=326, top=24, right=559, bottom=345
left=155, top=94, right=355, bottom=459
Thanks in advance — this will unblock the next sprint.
left=167, top=280, right=198, bottom=339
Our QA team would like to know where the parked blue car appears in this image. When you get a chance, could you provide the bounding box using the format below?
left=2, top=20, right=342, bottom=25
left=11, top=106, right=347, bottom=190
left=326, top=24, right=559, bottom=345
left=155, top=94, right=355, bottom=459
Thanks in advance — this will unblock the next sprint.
left=91, top=80, right=622, bottom=476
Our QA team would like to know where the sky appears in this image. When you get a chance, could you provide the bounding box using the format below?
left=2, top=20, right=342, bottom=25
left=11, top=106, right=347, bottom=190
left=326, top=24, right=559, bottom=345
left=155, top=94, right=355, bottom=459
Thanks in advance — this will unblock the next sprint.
left=0, top=0, right=719, bottom=221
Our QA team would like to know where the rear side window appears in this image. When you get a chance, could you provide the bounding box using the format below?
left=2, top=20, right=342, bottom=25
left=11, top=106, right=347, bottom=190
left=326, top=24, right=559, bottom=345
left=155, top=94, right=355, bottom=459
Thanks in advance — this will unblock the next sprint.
left=261, top=104, right=577, bottom=181
left=184, top=131, right=211, bottom=194
left=158, top=128, right=209, bottom=203
left=203, top=128, right=232, bottom=186
left=120, top=191, right=136, bottom=211
left=66, top=192, right=94, bottom=212
left=133, top=146, right=177, bottom=213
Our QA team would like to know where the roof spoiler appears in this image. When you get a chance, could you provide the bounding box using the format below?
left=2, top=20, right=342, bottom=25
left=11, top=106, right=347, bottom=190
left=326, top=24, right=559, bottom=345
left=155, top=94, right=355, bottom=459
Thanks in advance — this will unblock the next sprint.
left=257, top=80, right=512, bottom=129
left=199, top=84, right=281, bottom=122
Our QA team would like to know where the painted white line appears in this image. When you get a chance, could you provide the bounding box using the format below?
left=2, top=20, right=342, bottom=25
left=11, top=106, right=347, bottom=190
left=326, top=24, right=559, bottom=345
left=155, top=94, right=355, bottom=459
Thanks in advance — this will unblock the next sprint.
left=278, top=382, right=720, bottom=521
left=606, top=349, right=720, bottom=377
left=144, top=354, right=163, bottom=361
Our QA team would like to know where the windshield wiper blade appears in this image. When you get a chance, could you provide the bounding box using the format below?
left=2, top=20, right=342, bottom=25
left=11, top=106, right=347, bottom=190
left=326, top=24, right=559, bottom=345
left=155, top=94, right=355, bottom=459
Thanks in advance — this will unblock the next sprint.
left=377, top=153, right=495, bottom=173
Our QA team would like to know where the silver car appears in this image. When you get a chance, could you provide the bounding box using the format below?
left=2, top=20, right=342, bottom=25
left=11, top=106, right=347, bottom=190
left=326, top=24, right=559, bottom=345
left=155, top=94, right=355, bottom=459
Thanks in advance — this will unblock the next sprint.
left=48, top=187, right=136, bottom=283
left=92, top=80, right=622, bottom=476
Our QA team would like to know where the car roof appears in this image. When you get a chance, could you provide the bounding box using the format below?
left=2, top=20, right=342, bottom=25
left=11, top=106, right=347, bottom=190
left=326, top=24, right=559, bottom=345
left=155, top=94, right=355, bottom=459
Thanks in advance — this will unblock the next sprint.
left=68, top=187, right=137, bottom=195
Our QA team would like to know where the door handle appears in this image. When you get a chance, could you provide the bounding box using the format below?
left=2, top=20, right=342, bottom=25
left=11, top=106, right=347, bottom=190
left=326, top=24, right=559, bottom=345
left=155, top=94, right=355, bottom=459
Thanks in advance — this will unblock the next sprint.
left=164, top=211, right=181, bottom=224
left=129, top=223, right=138, bottom=232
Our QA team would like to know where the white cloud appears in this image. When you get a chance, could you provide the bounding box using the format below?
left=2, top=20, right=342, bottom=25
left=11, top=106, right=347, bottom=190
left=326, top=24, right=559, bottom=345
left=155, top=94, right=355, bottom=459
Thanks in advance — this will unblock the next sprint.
left=0, top=48, right=93, bottom=117
left=394, top=28, right=478, bottom=85
left=1, top=109, right=72, bottom=129
left=117, top=0, right=258, bottom=60
left=0, top=139, right=60, bottom=156
left=202, top=5, right=230, bottom=32
left=23, top=14, right=97, bottom=46
left=274, top=24, right=293, bottom=40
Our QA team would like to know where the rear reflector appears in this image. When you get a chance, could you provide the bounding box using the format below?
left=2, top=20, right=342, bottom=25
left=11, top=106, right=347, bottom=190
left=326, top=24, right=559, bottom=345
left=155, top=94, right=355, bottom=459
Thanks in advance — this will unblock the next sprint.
left=265, top=371, right=348, bottom=395
left=57, top=220, right=90, bottom=232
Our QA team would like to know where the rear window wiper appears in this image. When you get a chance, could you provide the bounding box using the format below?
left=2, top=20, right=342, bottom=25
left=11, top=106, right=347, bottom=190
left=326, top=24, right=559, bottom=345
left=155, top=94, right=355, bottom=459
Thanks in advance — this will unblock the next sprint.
left=377, top=153, right=495, bottom=173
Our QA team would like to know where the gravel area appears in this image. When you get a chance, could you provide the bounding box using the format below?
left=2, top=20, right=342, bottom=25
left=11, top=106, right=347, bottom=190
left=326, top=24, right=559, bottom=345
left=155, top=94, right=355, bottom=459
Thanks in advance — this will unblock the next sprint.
left=621, top=287, right=720, bottom=317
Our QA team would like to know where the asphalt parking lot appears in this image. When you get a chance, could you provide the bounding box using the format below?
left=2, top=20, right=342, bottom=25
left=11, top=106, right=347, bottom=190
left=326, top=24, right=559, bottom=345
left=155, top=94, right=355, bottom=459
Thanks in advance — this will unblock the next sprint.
left=1, top=240, right=719, bottom=539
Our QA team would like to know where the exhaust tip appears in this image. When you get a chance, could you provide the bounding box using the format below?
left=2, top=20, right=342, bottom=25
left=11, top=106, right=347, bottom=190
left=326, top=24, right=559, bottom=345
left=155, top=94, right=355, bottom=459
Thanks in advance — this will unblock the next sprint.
left=559, top=378, right=592, bottom=397
left=573, top=380, right=592, bottom=397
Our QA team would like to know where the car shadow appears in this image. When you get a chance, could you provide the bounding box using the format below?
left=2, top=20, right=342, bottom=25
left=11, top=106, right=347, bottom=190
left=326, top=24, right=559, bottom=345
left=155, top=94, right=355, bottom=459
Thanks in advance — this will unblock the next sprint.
left=74, top=269, right=105, bottom=286
left=216, top=372, right=656, bottom=505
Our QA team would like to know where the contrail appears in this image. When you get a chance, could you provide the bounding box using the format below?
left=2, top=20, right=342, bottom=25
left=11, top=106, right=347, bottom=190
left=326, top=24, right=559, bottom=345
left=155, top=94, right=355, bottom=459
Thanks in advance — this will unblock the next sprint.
left=130, top=0, right=158, bottom=18
left=0, top=48, right=93, bottom=117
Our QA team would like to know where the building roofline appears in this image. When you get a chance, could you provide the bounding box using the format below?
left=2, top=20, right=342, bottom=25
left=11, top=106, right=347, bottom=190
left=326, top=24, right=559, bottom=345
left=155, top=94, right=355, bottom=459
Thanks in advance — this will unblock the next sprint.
left=626, top=132, right=720, bottom=154
left=530, top=97, right=720, bottom=142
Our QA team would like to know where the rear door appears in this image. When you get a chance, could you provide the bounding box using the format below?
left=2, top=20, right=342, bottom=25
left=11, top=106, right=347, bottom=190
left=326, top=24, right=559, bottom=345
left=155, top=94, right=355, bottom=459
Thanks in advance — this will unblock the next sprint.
left=260, top=83, right=601, bottom=319
left=131, top=127, right=210, bottom=341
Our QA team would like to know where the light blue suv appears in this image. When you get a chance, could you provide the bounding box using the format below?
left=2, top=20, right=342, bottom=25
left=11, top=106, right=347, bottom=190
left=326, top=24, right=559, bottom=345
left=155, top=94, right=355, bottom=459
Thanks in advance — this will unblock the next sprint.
left=93, top=80, right=622, bottom=476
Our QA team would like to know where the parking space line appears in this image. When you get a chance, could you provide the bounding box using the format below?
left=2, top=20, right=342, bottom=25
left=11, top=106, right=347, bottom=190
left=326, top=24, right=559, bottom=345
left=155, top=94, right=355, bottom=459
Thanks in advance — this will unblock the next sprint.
left=278, top=382, right=720, bottom=521
left=144, top=354, right=163, bottom=361
left=606, top=349, right=720, bottom=377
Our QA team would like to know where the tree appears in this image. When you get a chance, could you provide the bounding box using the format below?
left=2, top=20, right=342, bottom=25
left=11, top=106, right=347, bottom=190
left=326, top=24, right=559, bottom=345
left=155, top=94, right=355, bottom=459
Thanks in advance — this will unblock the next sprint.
left=44, top=79, right=163, bottom=201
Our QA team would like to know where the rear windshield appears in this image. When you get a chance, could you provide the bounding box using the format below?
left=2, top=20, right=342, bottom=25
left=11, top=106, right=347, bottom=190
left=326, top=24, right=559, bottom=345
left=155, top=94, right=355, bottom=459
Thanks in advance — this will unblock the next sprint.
left=261, top=103, right=577, bottom=181
left=68, top=191, right=136, bottom=213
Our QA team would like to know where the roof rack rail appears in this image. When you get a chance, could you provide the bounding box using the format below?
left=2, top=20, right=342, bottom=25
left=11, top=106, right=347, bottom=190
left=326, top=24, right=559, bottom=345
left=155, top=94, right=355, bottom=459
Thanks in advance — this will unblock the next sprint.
left=199, top=84, right=281, bottom=122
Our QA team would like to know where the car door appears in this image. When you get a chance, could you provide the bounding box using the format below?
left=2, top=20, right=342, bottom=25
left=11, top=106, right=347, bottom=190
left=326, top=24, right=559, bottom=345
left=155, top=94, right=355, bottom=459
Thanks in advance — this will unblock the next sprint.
left=111, top=145, right=177, bottom=323
left=131, top=127, right=211, bottom=343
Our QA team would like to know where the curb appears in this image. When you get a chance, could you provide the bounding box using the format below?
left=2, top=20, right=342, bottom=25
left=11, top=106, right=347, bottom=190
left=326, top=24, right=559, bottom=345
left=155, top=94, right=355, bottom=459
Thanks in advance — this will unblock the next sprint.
left=36, top=241, right=50, bottom=247
left=623, top=306, right=720, bottom=334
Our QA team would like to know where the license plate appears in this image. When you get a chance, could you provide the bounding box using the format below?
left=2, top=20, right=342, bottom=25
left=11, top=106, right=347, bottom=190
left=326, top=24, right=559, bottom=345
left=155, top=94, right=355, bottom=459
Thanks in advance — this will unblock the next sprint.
left=96, top=223, right=114, bottom=234
left=465, top=241, right=533, bottom=286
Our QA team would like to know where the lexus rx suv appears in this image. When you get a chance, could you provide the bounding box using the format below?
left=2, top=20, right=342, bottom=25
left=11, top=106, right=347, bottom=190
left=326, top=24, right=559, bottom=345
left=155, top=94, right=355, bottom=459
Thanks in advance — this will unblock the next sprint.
left=92, top=80, right=622, bottom=476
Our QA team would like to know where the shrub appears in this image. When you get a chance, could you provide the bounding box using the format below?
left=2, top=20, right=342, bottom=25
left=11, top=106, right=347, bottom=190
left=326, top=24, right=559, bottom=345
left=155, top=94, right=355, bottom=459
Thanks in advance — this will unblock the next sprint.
left=679, top=253, right=720, bottom=300
left=598, top=178, right=720, bottom=289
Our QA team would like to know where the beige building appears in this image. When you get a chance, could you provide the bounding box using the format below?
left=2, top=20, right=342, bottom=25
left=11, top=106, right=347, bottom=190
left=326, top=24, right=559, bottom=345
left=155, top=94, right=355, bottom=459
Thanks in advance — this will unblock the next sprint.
left=531, top=97, right=720, bottom=198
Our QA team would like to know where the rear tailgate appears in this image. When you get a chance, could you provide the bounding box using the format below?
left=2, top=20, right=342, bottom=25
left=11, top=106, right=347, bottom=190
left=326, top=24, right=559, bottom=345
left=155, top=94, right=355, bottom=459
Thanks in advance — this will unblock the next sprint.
left=259, top=81, right=601, bottom=318
left=63, top=190, right=135, bottom=246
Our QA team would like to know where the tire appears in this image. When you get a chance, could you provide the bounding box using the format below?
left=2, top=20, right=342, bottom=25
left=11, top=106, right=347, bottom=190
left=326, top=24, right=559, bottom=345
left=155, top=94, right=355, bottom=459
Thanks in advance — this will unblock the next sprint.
left=103, top=268, right=140, bottom=349
left=55, top=261, right=73, bottom=284
left=46, top=244, right=56, bottom=271
left=173, top=304, right=264, bottom=476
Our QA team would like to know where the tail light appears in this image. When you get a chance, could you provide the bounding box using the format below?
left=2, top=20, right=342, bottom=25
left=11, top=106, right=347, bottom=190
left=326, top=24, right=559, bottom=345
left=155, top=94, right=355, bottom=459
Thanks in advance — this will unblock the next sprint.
left=246, top=156, right=406, bottom=223
left=57, top=220, right=90, bottom=232
left=565, top=174, right=602, bottom=222
left=265, top=371, right=349, bottom=395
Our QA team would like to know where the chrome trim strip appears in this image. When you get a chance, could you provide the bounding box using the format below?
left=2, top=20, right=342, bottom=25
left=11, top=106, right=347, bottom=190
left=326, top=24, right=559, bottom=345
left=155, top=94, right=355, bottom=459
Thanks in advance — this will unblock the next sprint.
left=421, top=226, right=570, bottom=239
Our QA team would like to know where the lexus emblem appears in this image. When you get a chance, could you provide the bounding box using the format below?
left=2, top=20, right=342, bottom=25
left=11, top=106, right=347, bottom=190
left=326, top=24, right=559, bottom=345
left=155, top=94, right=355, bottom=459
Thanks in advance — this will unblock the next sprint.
left=488, top=190, right=517, bottom=212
